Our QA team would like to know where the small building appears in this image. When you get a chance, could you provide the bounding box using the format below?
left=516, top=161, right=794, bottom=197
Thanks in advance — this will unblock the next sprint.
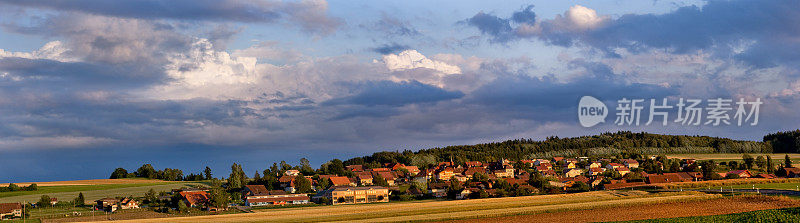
left=317, top=186, right=389, bottom=205
left=95, top=198, right=119, bottom=212
left=437, top=168, right=455, bottom=180
left=242, top=185, right=271, bottom=196
left=563, top=168, right=584, bottom=178
left=179, top=191, right=210, bottom=208
left=245, top=191, right=309, bottom=207
left=616, top=167, right=631, bottom=176
left=726, top=170, right=753, bottom=178
left=329, top=176, right=355, bottom=187
left=357, top=173, right=373, bottom=185
left=586, top=162, right=602, bottom=169
left=588, top=167, right=604, bottom=176
left=119, top=198, right=139, bottom=209
left=0, top=203, right=22, bottom=219
left=346, top=165, right=364, bottom=172
left=783, top=167, right=800, bottom=178
left=623, top=159, right=639, bottom=169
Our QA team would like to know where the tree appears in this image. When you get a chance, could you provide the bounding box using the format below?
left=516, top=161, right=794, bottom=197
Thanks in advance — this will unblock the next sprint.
left=373, top=174, right=389, bottom=187
left=136, top=164, right=157, bottom=179
left=204, top=166, right=213, bottom=180
left=25, top=183, right=38, bottom=191
left=767, top=155, right=775, bottom=173
left=728, top=161, right=739, bottom=170
left=74, top=192, right=85, bottom=207
left=755, top=156, right=766, bottom=170
left=568, top=181, right=590, bottom=193
left=294, top=175, right=312, bottom=193
left=315, top=175, right=331, bottom=189
left=110, top=168, right=129, bottom=179
left=37, top=195, right=52, bottom=207
left=7, top=183, right=19, bottom=192
left=786, top=154, right=793, bottom=168
left=252, top=171, right=261, bottom=182
left=228, top=163, right=245, bottom=189
left=701, top=160, right=718, bottom=180
left=742, top=154, right=754, bottom=169
left=177, top=200, right=188, bottom=213
left=668, top=160, right=681, bottom=172
left=209, top=180, right=229, bottom=210
left=144, top=189, right=157, bottom=204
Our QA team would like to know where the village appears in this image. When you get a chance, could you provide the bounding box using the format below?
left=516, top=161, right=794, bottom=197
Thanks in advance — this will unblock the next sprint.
left=3, top=153, right=798, bottom=221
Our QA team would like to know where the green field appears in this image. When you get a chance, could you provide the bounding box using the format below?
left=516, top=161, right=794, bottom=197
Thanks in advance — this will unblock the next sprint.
left=0, top=182, right=208, bottom=204
left=730, top=182, right=800, bottom=190
left=617, top=207, right=800, bottom=222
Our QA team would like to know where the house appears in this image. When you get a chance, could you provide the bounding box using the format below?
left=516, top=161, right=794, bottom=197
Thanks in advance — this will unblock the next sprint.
left=49, top=197, right=58, bottom=206
left=726, top=170, right=753, bottom=178
left=0, top=203, right=22, bottom=219
left=370, top=168, right=390, bottom=172
left=284, top=169, right=300, bottom=176
left=606, top=163, right=624, bottom=170
left=279, top=175, right=296, bottom=188
left=534, top=159, right=550, bottom=166
left=453, top=174, right=469, bottom=182
left=402, top=166, right=421, bottom=175
left=465, top=161, right=483, bottom=167
left=119, top=198, right=139, bottom=209
left=428, top=183, right=448, bottom=198
left=242, top=185, right=271, bottom=196
left=357, top=173, right=373, bottom=185
left=346, top=165, right=364, bottom=172
left=676, top=172, right=702, bottom=181
left=586, top=162, right=602, bottom=169
left=245, top=191, right=309, bottom=207
left=539, top=163, right=553, bottom=170
left=540, top=169, right=558, bottom=177
left=616, top=167, right=631, bottom=176
left=179, top=191, right=210, bottom=208
left=623, top=159, right=639, bottom=169
left=493, top=169, right=514, bottom=178
left=456, top=189, right=471, bottom=199
left=329, top=176, right=355, bottom=187
left=317, top=186, right=389, bottom=205
left=563, top=162, right=576, bottom=169
left=374, top=172, right=397, bottom=186
left=590, top=176, right=605, bottom=188
left=464, top=167, right=487, bottom=176
left=563, top=168, right=584, bottom=178
left=95, top=198, right=119, bottom=212
left=783, top=167, right=800, bottom=178
left=437, top=168, right=455, bottom=180
left=755, top=173, right=777, bottom=179
left=588, top=168, right=604, bottom=176
left=552, top=157, right=564, bottom=162
left=646, top=173, right=685, bottom=184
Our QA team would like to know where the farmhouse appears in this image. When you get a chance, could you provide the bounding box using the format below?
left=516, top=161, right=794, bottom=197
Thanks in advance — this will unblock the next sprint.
left=119, top=198, right=139, bottom=209
left=783, top=167, right=800, bottom=178
left=179, top=191, right=210, bottom=208
left=329, top=176, right=355, bottom=187
left=0, top=203, right=22, bottom=219
left=623, top=159, right=639, bottom=168
left=317, top=186, right=389, bottom=205
left=357, top=173, right=373, bottom=185
left=96, top=198, right=119, bottom=212
left=726, top=170, right=753, bottom=178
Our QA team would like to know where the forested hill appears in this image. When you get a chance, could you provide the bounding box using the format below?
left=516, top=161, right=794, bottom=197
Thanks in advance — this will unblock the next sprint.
left=342, top=131, right=800, bottom=168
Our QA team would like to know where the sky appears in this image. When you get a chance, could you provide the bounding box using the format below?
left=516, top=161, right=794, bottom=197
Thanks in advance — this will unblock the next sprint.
left=1, top=0, right=800, bottom=182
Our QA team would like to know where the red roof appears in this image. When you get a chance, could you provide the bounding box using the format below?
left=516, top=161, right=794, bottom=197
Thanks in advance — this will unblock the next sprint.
left=329, top=176, right=352, bottom=186
left=0, top=203, right=21, bottom=214
left=244, top=185, right=270, bottom=195
left=279, top=175, right=295, bottom=183
left=647, top=173, right=685, bottom=184
left=179, top=191, right=209, bottom=206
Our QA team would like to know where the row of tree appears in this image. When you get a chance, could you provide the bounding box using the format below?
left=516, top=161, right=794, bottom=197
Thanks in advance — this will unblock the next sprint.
left=0, top=183, right=37, bottom=192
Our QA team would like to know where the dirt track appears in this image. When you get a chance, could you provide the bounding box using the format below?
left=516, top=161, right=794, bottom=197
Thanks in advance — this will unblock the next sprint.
left=442, top=196, right=800, bottom=223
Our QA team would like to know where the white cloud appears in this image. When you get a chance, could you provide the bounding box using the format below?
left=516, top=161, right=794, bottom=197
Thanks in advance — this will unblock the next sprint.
left=381, top=50, right=462, bottom=87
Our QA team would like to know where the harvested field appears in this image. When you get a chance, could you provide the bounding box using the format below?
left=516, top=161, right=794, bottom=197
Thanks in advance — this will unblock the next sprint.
left=0, top=178, right=175, bottom=187
left=442, top=195, right=800, bottom=223
left=93, top=191, right=720, bottom=223
left=0, top=182, right=206, bottom=204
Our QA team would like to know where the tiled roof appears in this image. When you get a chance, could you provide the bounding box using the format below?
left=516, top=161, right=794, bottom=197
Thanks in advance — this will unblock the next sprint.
left=0, top=203, right=21, bottom=213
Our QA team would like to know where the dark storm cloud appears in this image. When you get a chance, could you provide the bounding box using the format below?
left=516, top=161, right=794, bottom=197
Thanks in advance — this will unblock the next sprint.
left=467, top=61, right=678, bottom=121
left=325, top=80, right=464, bottom=107
left=0, top=0, right=342, bottom=35
left=464, top=11, right=514, bottom=43
left=371, top=43, right=410, bottom=54
left=465, top=0, right=800, bottom=67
